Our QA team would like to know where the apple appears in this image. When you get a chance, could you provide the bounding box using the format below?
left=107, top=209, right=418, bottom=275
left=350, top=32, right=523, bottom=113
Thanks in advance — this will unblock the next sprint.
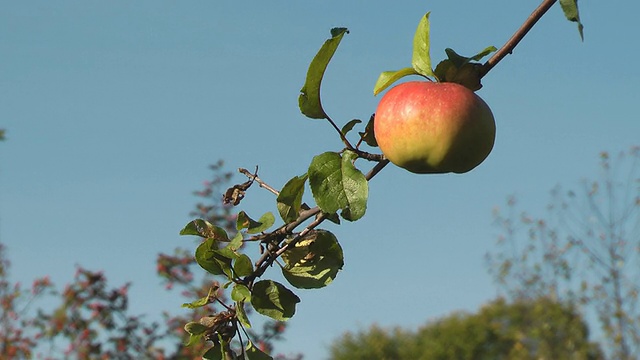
left=374, top=81, right=496, bottom=174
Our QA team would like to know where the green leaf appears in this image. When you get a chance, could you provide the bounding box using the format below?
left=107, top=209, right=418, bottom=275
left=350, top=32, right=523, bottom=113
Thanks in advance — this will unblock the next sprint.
left=0, top=129, right=5, bottom=141
left=195, top=239, right=224, bottom=275
left=559, top=0, right=584, bottom=40
left=412, top=12, right=435, bottom=78
left=246, top=341, right=273, bottom=360
left=308, top=151, right=368, bottom=221
left=299, top=27, right=349, bottom=119
left=281, top=230, right=344, bottom=289
left=233, top=254, right=254, bottom=277
left=237, top=211, right=275, bottom=234
left=185, top=333, right=203, bottom=347
left=372, top=13, right=438, bottom=95
left=341, top=119, right=362, bottom=137
left=339, top=151, right=368, bottom=221
left=251, top=280, right=300, bottom=321
left=373, top=67, right=418, bottom=96
left=195, top=239, right=234, bottom=278
left=236, top=301, right=252, bottom=328
left=468, top=46, right=498, bottom=62
left=358, top=115, right=378, bottom=147
left=182, top=287, right=214, bottom=309
left=433, top=47, right=496, bottom=91
left=202, top=343, right=223, bottom=360
left=180, top=219, right=229, bottom=242
left=228, top=231, right=243, bottom=252
left=184, top=321, right=208, bottom=336
left=232, top=284, right=252, bottom=302
left=276, top=174, right=308, bottom=223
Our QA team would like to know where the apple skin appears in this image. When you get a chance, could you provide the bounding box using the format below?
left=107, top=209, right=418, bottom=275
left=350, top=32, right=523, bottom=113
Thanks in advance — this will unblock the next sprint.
left=374, top=81, right=496, bottom=174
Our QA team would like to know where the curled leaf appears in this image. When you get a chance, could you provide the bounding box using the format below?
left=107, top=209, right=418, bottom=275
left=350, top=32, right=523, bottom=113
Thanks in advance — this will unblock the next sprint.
left=251, top=280, right=300, bottom=321
left=299, top=28, right=349, bottom=119
left=276, top=174, right=308, bottom=223
left=559, top=0, right=584, bottom=40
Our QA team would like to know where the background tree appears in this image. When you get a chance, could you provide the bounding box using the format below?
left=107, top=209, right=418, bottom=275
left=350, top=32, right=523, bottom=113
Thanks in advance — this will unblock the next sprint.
left=0, top=161, right=294, bottom=359
left=487, top=146, right=640, bottom=359
left=329, top=296, right=603, bottom=360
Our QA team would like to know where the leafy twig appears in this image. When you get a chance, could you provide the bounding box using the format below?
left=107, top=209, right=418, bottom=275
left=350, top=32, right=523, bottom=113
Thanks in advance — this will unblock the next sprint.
left=238, top=168, right=280, bottom=196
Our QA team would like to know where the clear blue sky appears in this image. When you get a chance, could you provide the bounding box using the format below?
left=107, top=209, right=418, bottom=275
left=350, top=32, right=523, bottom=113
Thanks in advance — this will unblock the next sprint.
left=1, top=1, right=639, bottom=359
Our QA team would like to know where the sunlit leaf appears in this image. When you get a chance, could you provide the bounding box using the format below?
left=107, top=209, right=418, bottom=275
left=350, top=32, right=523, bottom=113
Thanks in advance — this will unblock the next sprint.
left=232, top=284, right=252, bottom=302
left=373, top=67, right=418, bottom=96
left=184, top=322, right=208, bottom=336
left=559, top=0, right=584, bottom=40
left=185, top=333, right=202, bottom=347
left=195, top=239, right=224, bottom=275
left=276, top=174, right=308, bottom=223
left=299, top=27, right=349, bottom=119
left=468, top=46, right=497, bottom=62
left=182, top=287, right=214, bottom=309
left=308, top=151, right=368, bottom=221
left=412, top=12, right=435, bottom=78
left=195, top=239, right=233, bottom=278
left=180, top=219, right=229, bottom=242
left=282, top=230, right=344, bottom=289
left=251, top=280, right=300, bottom=321
left=237, top=211, right=275, bottom=234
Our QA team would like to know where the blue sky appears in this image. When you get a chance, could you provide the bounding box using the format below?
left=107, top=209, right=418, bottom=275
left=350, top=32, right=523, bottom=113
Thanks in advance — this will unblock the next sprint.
left=1, top=1, right=639, bottom=359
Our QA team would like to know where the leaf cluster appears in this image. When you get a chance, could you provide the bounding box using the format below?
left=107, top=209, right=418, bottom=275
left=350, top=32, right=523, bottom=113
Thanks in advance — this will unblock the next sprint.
left=180, top=25, right=391, bottom=359
left=373, top=13, right=496, bottom=95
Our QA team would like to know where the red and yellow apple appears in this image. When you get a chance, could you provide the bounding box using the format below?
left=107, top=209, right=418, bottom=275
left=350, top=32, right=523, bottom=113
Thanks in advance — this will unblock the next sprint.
left=374, top=81, right=496, bottom=174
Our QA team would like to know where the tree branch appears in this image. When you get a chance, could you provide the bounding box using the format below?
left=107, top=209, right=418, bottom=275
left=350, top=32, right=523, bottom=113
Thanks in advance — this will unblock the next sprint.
left=480, top=0, right=558, bottom=78
left=245, top=159, right=390, bottom=283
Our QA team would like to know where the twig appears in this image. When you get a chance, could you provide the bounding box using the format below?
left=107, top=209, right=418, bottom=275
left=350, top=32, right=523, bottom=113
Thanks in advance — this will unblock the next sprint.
left=238, top=168, right=280, bottom=196
left=326, top=115, right=355, bottom=150
left=246, top=159, right=390, bottom=283
left=480, top=0, right=558, bottom=78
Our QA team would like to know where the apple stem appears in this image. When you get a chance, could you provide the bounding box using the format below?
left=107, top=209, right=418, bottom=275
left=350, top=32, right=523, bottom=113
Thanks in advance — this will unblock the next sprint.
left=480, top=0, right=557, bottom=78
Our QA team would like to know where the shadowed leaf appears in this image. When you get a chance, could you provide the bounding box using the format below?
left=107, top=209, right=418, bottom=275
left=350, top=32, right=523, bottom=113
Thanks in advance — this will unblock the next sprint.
left=251, top=280, right=300, bottom=321
left=282, top=230, right=344, bottom=289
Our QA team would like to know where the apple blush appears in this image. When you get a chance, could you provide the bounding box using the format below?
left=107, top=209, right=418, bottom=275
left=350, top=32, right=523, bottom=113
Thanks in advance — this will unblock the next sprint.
left=374, top=81, right=496, bottom=174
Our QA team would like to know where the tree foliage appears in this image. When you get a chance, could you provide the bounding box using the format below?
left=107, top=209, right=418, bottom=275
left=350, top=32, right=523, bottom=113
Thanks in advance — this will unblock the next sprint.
left=487, top=146, right=640, bottom=359
left=329, top=297, right=603, bottom=360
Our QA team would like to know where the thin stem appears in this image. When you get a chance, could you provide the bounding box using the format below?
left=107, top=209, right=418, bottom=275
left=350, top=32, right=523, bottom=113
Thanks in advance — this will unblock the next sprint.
left=238, top=168, right=280, bottom=196
left=235, top=320, right=245, bottom=359
left=480, top=0, right=558, bottom=78
left=326, top=116, right=355, bottom=149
